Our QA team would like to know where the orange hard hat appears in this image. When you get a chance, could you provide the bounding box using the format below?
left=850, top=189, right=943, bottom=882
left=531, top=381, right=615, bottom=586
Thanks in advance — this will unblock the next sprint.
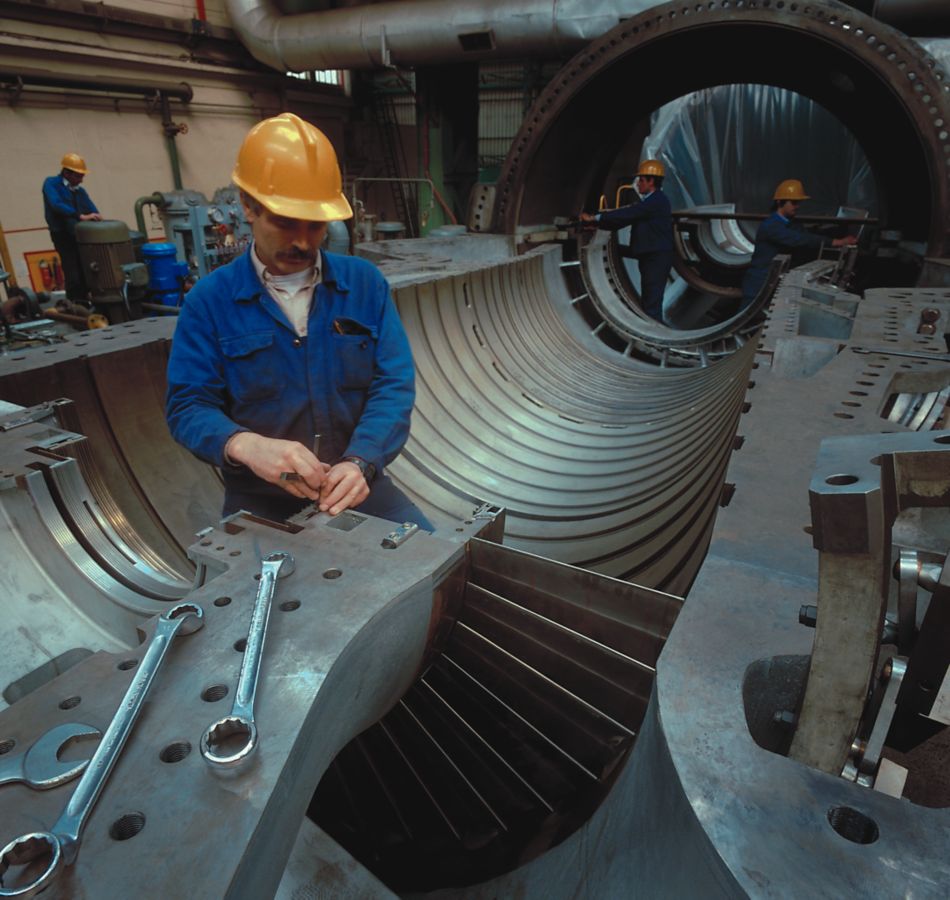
left=61, top=153, right=88, bottom=175
left=636, top=159, right=665, bottom=178
left=773, top=179, right=810, bottom=201
left=232, top=113, right=352, bottom=221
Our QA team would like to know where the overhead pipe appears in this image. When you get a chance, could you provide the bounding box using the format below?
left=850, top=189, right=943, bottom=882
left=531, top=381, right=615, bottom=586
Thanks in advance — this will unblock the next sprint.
left=0, top=69, right=192, bottom=102
left=225, top=0, right=656, bottom=72
left=226, top=0, right=949, bottom=74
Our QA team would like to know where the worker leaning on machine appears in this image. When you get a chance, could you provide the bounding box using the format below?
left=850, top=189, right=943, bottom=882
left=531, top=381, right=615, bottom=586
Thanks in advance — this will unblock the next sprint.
left=741, top=178, right=858, bottom=306
left=579, top=159, right=674, bottom=324
left=41, top=153, right=102, bottom=303
left=165, top=113, right=432, bottom=530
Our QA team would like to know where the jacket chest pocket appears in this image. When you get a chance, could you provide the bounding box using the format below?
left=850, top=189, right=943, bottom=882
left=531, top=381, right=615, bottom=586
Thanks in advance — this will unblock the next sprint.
left=331, top=318, right=378, bottom=389
left=219, top=331, right=280, bottom=403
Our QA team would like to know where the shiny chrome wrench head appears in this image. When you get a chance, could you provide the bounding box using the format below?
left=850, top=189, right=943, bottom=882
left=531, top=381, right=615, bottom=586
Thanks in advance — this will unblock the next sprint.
left=0, top=723, right=101, bottom=791
left=200, top=551, right=295, bottom=769
left=0, top=602, right=203, bottom=898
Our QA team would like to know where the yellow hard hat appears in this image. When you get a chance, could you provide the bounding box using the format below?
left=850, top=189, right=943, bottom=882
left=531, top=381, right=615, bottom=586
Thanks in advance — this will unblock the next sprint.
left=636, top=159, right=665, bottom=178
left=61, top=153, right=88, bottom=175
left=232, top=113, right=352, bottom=221
left=773, top=179, right=810, bottom=201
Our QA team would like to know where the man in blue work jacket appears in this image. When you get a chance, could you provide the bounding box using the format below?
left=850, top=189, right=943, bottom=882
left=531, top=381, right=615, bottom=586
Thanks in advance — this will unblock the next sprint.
left=580, top=159, right=674, bottom=323
left=42, top=153, right=101, bottom=302
left=166, top=113, right=431, bottom=528
left=741, top=179, right=857, bottom=306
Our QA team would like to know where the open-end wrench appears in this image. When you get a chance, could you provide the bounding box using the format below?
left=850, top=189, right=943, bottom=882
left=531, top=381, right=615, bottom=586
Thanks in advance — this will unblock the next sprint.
left=200, top=551, right=295, bottom=768
left=0, top=723, right=101, bottom=791
left=0, top=602, right=203, bottom=898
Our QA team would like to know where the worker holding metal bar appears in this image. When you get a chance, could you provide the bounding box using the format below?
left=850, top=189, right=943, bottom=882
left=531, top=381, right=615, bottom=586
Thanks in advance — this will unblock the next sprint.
left=166, top=113, right=432, bottom=529
left=41, top=153, right=101, bottom=303
left=741, top=179, right=857, bottom=306
left=580, top=159, right=674, bottom=323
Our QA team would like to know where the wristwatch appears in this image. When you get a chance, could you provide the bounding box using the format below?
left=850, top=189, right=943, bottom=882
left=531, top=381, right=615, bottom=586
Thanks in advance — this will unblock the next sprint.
left=343, top=456, right=376, bottom=483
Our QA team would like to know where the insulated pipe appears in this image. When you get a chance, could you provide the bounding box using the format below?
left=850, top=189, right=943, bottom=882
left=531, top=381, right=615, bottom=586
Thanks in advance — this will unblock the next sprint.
left=225, top=0, right=655, bottom=72
left=226, top=0, right=950, bottom=74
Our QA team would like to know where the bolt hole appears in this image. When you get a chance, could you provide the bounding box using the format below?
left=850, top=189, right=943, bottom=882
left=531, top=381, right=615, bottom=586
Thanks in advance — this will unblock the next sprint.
left=213, top=596, right=232, bottom=607
left=803, top=525, right=813, bottom=535
left=834, top=412, right=854, bottom=419
left=201, top=685, right=229, bottom=702
left=110, top=812, right=146, bottom=841
left=117, top=659, right=137, bottom=671
left=323, top=568, right=342, bottom=580
left=935, top=435, right=950, bottom=445
left=826, top=474, right=859, bottom=486
left=59, top=696, right=81, bottom=710
left=234, top=638, right=247, bottom=652
left=0, top=739, right=14, bottom=755
left=827, top=806, right=879, bottom=844
left=159, top=741, right=191, bottom=763
left=280, top=600, right=300, bottom=612
left=229, top=550, right=241, bottom=557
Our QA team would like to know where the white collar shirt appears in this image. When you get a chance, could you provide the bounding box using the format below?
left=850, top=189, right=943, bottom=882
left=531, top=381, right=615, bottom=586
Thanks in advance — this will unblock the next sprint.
left=251, top=244, right=322, bottom=337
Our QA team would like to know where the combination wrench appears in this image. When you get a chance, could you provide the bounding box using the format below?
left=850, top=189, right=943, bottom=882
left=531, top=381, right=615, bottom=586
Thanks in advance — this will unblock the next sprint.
left=200, top=551, right=295, bottom=768
left=0, top=723, right=101, bottom=791
left=0, top=601, right=203, bottom=898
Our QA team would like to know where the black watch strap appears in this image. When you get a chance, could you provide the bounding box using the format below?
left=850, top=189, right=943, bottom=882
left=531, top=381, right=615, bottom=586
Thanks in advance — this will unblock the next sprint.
left=344, top=456, right=376, bottom=483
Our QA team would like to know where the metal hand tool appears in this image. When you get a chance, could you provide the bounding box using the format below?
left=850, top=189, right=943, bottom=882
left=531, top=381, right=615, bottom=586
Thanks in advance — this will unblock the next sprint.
left=279, top=434, right=322, bottom=483
left=0, top=723, right=101, bottom=791
left=0, top=602, right=203, bottom=898
left=200, top=551, right=295, bottom=768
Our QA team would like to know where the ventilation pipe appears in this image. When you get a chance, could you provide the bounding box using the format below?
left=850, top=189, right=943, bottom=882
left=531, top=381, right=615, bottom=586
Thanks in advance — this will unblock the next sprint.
left=227, top=0, right=949, bottom=74
left=225, top=0, right=657, bottom=72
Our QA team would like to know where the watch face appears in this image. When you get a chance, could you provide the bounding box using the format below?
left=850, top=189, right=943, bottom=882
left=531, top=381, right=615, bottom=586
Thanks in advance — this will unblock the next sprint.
left=346, top=457, right=369, bottom=477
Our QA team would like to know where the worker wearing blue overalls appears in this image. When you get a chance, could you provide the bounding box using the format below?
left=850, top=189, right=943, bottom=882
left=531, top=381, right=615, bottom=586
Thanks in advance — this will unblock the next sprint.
left=580, top=159, right=674, bottom=322
left=166, top=113, right=432, bottom=528
left=42, top=153, right=101, bottom=302
left=741, top=179, right=857, bottom=305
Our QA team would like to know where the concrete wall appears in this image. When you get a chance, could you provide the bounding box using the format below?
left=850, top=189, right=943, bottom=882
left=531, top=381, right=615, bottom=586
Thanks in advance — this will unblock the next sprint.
left=0, top=1, right=349, bottom=289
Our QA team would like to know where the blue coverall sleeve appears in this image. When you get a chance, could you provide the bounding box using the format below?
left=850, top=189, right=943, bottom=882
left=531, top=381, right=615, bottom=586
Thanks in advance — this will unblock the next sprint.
left=42, top=179, right=80, bottom=220
left=165, top=290, right=247, bottom=467
left=342, top=277, right=415, bottom=474
left=760, top=217, right=825, bottom=250
left=79, top=189, right=99, bottom=216
left=596, top=202, right=656, bottom=231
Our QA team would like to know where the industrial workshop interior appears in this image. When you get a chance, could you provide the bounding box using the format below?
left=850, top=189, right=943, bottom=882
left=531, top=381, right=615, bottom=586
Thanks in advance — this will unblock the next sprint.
left=1, top=0, right=950, bottom=896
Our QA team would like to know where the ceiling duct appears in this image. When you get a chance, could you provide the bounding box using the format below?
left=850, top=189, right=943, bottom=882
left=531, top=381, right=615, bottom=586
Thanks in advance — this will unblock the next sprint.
left=225, top=0, right=656, bottom=72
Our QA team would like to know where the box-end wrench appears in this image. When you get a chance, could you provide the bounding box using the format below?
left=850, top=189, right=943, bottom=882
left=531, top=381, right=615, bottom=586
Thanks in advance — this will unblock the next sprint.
left=0, top=601, right=203, bottom=899
left=200, top=551, right=295, bottom=769
left=0, top=723, right=101, bottom=791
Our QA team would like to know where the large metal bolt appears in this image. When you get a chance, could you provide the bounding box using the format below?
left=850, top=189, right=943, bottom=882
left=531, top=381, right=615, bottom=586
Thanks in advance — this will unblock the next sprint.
left=799, top=605, right=818, bottom=628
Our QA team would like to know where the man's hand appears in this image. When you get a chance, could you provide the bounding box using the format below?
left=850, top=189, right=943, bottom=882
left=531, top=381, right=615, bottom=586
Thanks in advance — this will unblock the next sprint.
left=832, top=235, right=858, bottom=248
left=578, top=212, right=598, bottom=229
left=319, top=461, right=370, bottom=516
left=226, top=432, right=328, bottom=501
left=79, top=213, right=102, bottom=222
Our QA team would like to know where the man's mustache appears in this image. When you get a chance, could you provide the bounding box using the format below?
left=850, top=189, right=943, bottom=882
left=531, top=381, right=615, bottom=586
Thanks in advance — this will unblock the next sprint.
left=279, top=248, right=316, bottom=262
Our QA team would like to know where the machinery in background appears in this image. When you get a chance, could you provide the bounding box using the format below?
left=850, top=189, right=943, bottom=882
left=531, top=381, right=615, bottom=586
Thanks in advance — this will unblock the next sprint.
left=140, top=242, right=190, bottom=308
left=75, top=219, right=149, bottom=323
left=135, top=186, right=252, bottom=279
